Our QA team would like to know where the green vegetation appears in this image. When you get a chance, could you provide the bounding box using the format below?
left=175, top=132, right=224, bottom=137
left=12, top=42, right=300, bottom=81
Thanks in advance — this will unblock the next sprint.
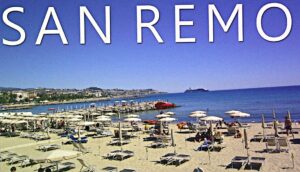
left=0, top=92, right=17, bottom=104
left=36, top=93, right=96, bottom=102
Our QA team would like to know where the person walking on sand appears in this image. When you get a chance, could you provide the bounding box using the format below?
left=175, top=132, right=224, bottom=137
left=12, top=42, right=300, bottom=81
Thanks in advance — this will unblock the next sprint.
left=285, top=116, right=292, bottom=136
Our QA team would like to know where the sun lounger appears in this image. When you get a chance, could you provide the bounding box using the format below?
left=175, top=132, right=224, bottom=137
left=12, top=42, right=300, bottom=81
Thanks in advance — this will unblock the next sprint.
left=104, top=150, right=134, bottom=161
left=38, top=162, right=56, bottom=171
left=0, top=151, right=10, bottom=154
left=102, top=166, right=118, bottom=172
left=20, top=132, right=33, bottom=138
left=150, top=141, right=168, bottom=148
left=32, top=134, right=50, bottom=141
left=7, top=155, right=28, bottom=164
left=251, top=135, right=264, bottom=142
left=115, top=150, right=134, bottom=160
left=37, top=144, right=61, bottom=152
left=55, top=162, right=76, bottom=171
left=245, top=157, right=265, bottom=171
left=6, top=131, right=21, bottom=137
left=278, top=130, right=299, bottom=134
left=0, top=151, right=11, bottom=159
left=123, top=133, right=138, bottom=139
left=120, top=169, right=136, bottom=172
left=0, top=152, right=18, bottom=161
left=196, top=140, right=213, bottom=151
left=102, top=166, right=117, bottom=171
left=108, top=139, right=131, bottom=146
left=160, top=153, right=190, bottom=166
left=78, top=158, right=98, bottom=172
left=143, top=136, right=158, bottom=141
left=20, top=158, right=37, bottom=167
left=265, top=138, right=277, bottom=152
left=168, top=154, right=191, bottom=166
left=93, top=130, right=113, bottom=138
left=227, top=156, right=249, bottom=170
left=160, top=153, right=176, bottom=164
left=278, top=138, right=289, bottom=153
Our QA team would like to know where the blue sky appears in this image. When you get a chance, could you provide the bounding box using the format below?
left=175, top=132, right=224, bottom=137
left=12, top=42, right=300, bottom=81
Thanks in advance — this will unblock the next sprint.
left=0, top=0, right=300, bottom=92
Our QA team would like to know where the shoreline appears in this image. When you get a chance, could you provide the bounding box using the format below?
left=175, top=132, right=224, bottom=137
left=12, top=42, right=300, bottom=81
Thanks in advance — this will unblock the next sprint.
left=0, top=94, right=160, bottom=111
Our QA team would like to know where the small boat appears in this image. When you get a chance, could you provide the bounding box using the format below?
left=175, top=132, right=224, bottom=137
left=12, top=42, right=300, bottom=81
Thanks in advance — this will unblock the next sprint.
left=155, top=102, right=176, bottom=110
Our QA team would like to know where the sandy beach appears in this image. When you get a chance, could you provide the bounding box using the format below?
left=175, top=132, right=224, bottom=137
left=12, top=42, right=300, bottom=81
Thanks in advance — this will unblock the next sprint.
left=0, top=123, right=299, bottom=172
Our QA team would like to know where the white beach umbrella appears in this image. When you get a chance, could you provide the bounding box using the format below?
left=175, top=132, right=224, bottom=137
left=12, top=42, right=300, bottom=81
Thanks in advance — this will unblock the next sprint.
left=165, top=112, right=175, bottom=115
left=96, top=115, right=111, bottom=119
left=97, top=115, right=110, bottom=118
left=189, top=113, right=207, bottom=118
left=124, top=118, right=142, bottom=122
left=105, top=112, right=116, bottom=116
left=201, top=116, right=223, bottom=121
left=18, top=112, right=34, bottom=117
left=159, top=117, right=176, bottom=122
left=13, top=120, right=28, bottom=124
left=191, top=111, right=206, bottom=114
left=90, top=112, right=100, bottom=116
left=125, top=114, right=140, bottom=118
left=23, top=117, right=37, bottom=121
left=73, top=115, right=83, bottom=119
left=229, top=112, right=250, bottom=118
left=0, top=113, right=9, bottom=117
left=1, top=119, right=14, bottom=124
left=156, top=114, right=171, bottom=118
left=225, top=110, right=241, bottom=114
left=33, top=117, right=48, bottom=121
left=77, top=121, right=96, bottom=126
left=39, top=113, right=48, bottom=115
left=67, top=118, right=82, bottom=122
left=5, top=116, right=21, bottom=119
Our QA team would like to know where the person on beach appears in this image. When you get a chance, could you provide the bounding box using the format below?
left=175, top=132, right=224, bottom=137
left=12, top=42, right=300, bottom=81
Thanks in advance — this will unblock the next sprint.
left=274, top=120, right=280, bottom=137
left=285, top=116, right=292, bottom=136
left=234, top=130, right=242, bottom=138
left=10, top=166, right=16, bottom=172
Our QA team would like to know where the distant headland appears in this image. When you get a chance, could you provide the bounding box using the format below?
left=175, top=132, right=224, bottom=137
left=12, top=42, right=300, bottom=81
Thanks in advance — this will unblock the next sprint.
left=184, top=88, right=209, bottom=93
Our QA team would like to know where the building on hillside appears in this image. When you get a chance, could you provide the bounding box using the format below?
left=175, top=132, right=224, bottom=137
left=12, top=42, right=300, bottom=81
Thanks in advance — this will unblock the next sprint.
left=12, top=91, right=29, bottom=101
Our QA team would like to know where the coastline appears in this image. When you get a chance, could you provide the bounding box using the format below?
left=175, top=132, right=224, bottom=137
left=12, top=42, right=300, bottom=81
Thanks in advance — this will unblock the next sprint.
left=0, top=94, right=160, bottom=111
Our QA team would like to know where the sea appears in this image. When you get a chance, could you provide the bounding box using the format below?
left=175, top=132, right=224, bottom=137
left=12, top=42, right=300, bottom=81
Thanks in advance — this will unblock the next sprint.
left=9, top=86, right=300, bottom=123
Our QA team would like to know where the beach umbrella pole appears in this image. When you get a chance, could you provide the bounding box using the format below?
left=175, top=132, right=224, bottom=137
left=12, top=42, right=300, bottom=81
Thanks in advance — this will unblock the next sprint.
left=208, top=149, right=211, bottom=165
left=292, top=153, right=294, bottom=169
left=146, top=148, right=148, bottom=160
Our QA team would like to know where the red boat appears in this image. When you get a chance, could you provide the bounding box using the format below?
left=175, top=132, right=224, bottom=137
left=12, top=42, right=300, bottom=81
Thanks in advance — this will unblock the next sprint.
left=155, top=101, right=176, bottom=109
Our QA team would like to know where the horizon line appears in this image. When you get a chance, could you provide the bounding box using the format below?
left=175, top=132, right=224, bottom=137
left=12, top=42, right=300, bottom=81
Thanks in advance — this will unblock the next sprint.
left=1, top=84, right=299, bottom=93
